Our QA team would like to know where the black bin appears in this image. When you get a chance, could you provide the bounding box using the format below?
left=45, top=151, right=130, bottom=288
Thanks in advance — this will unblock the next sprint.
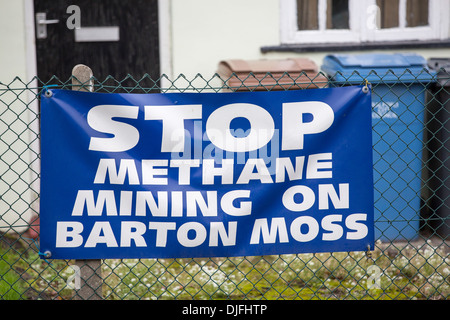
left=425, top=58, right=450, bottom=239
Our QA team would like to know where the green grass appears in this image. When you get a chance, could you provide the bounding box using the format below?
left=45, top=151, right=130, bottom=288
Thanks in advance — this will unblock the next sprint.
left=98, top=244, right=449, bottom=300
left=1, top=239, right=449, bottom=300
left=0, top=249, right=26, bottom=299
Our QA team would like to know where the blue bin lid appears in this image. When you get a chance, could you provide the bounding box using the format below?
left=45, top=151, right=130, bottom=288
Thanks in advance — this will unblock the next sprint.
left=321, top=53, right=436, bottom=84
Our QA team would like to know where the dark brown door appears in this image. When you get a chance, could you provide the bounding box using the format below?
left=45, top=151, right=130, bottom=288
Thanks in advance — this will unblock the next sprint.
left=34, top=0, right=160, bottom=90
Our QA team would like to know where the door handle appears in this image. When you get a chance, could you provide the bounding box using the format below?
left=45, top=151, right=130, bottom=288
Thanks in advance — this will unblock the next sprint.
left=36, top=12, right=60, bottom=39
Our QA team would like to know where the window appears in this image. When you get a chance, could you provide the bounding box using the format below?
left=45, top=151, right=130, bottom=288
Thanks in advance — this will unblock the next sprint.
left=280, top=0, right=449, bottom=44
left=377, top=0, right=428, bottom=29
left=297, top=0, right=349, bottom=31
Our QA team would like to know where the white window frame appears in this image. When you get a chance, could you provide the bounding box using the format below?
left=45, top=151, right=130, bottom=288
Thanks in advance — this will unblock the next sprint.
left=280, top=0, right=449, bottom=44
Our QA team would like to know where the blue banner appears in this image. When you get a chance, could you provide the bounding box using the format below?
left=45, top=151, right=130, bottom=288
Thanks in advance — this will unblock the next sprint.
left=40, top=86, right=374, bottom=259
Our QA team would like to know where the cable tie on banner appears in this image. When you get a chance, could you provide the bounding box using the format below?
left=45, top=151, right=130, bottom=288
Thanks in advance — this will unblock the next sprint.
left=365, top=244, right=373, bottom=262
left=23, top=236, right=52, bottom=265
left=362, top=79, right=370, bottom=93
left=39, top=250, right=52, bottom=259
left=42, top=84, right=58, bottom=97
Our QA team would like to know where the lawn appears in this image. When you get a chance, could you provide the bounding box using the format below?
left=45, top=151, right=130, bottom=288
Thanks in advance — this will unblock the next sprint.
left=0, top=247, right=27, bottom=299
left=98, top=243, right=449, bottom=300
left=1, top=238, right=448, bottom=300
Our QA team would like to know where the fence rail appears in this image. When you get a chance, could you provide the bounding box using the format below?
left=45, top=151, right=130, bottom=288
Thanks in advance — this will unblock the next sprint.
left=0, top=71, right=448, bottom=300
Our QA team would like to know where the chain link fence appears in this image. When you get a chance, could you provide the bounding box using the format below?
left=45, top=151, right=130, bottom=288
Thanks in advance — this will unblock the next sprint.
left=0, top=70, right=448, bottom=300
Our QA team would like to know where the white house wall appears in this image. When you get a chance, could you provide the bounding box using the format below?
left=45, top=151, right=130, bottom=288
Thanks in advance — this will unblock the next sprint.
left=0, top=0, right=28, bottom=82
left=168, top=0, right=450, bottom=79
left=0, top=0, right=37, bottom=234
left=169, top=0, right=280, bottom=79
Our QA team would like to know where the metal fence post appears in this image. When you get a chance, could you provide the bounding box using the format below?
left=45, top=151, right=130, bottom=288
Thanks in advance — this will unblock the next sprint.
left=71, top=64, right=103, bottom=300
